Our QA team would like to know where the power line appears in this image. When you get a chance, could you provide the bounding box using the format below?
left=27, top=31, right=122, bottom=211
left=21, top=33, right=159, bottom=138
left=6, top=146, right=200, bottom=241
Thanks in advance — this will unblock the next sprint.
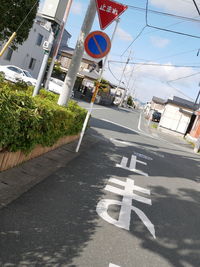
left=128, top=4, right=200, bottom=23
left=192, top=0, right=200, bottom=16
left=168, top=71, right=200, bottom=82
left=108, top=61, right=122, bottom=82
left=145, top=0, right=200, bottom=39
left=142, top=75, right=195, bottom=100
left=16, top=0, right=39, bottom=33
left=121, top=26, right=147, bottom=56
left=166, top=81, right=194, bottom=100
left=120, top=3, right=200, bottom=57
left=108, top=60, right=200, bottom=68
left=146, top=24, right=200, bottom=39
left=134, top=48, right=199, bottom=63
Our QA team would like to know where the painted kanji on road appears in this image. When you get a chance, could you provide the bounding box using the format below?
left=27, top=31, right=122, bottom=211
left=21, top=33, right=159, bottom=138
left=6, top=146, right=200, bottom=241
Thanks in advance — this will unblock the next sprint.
left=116, top=154, right=149, bottom=176
left=97, top=154, right=155, bottom=238
left=96, top=177, right=156, bottom=238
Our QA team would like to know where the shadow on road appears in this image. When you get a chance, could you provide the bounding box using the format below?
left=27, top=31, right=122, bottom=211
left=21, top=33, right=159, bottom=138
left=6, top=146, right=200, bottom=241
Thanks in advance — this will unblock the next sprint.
left=0, top=125, right=199, bottom=266
left=131, top=186, right=200, bottom=267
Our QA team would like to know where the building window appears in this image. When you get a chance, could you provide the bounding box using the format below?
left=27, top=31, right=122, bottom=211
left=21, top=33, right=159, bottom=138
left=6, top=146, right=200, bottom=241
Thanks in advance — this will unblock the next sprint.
left=36, top=33, right=43, bottom=46
left=4, top=47, right=13, bottom=61
left=29, top=58, right=36, bottom=70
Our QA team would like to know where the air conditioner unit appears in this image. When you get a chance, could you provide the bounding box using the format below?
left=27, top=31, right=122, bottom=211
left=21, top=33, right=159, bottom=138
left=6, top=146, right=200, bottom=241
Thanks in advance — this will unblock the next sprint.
left=40, top=0, right=69, bottom=25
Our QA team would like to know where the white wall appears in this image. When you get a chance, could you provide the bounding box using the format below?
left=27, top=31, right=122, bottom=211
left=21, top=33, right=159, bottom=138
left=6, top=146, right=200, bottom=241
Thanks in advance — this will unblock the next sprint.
left=159, top=104, right=191, bottom=134
left=0, top=20, right=50, bottom=78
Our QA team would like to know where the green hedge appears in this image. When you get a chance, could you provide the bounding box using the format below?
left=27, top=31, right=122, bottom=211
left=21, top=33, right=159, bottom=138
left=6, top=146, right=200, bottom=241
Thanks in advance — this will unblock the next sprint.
left=0, top=81, right=87, bottom=153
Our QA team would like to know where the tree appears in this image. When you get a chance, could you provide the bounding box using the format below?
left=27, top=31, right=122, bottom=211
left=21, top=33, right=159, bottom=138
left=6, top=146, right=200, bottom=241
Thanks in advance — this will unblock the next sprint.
left=95, top=78, right=110, bottom=94
left=127, top=95, right=133, bottom=106
left=0, top=0, right=39, bottom=49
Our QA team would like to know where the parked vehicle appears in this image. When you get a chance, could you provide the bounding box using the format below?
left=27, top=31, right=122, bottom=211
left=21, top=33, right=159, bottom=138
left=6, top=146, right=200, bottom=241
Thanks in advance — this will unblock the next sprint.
left=152, top=111, right=161, bottom=122
left=48, top=77, right=74, bottom=98
left=48, top=77, right=64, bottom=94
left=0, top=65, right=37, bottom=86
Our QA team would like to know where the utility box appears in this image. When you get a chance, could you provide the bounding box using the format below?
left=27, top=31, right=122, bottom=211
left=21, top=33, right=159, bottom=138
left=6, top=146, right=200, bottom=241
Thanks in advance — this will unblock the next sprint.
left=40, top=0, right=69, bottom=25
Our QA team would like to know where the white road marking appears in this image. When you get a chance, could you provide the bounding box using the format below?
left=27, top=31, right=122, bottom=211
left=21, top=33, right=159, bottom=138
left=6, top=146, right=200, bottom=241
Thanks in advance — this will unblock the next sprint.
left=102, top=117, right=194, bottom=155
left=110, top=138, right=164, bottom=159
left=101, top=119, right=141, bottom=135
left=134, top=152, right=153, bottom=161
left=109, top=264, right=121, bottom=267
left=116, top=155, right=148, bottom=177
left=147, top=150, right=165, bottom=158
left=138, top=112, right=142, bottom=131
left=110, top=138, right=134, bottom=146
left=96, top=178, right=156, bottom=239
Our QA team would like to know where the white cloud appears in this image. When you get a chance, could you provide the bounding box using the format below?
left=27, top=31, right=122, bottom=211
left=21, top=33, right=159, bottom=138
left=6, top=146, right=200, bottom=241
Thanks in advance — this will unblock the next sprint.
left=150, top=0, right=200, bottom=16
left=104, top=60, right=198, bottom=102
left=116, top=28, right=133, bottom=42
left=71, top=1, right=83, bottom=15
left=150, top=36, right=170, bottom=48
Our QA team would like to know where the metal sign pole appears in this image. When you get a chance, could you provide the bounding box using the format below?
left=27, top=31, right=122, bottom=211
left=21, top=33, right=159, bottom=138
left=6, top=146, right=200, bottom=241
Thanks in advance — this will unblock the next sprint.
left=75, top=19, right=120, bottom=153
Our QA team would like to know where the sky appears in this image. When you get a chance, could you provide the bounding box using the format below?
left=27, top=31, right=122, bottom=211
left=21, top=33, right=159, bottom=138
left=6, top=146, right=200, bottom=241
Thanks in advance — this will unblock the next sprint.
left=39, top=0, right=200, bottom=103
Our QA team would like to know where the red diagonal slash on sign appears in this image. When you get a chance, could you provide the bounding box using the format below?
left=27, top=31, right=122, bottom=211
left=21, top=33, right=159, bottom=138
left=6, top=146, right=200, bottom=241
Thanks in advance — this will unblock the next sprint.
left=92, top=36, right=103, bottom=54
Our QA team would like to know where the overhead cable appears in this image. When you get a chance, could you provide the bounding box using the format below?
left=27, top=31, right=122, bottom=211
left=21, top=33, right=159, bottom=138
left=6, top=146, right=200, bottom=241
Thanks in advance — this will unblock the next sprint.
left=166, top=81, right=194, bottom=100
left=128, top=4, right=200, bottom=23
left=145, top=0, right=200, bottom=39
left=108, top=60, right=200, bottom=68
left=121, top=26, right=147, bottom=56
left=192, top=0, right=200, bottom=16
left=168, top=71, right=200, bottom=82
left=146, top=24, right=200, bottom=39
left=16, top=0, right=39, bottom=32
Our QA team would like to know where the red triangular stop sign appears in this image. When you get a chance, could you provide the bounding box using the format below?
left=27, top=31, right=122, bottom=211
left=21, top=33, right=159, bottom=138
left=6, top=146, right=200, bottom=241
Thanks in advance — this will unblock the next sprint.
left=95, top=0, right=128, bottom=30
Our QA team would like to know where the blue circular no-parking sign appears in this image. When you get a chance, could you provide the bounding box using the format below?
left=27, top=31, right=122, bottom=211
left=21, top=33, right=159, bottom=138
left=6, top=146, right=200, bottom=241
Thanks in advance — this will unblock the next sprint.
left=84, top=31, right=111, bottom=59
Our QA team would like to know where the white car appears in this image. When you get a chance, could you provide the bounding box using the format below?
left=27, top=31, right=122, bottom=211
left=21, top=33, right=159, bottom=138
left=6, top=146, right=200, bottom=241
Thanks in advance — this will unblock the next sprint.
left=0, top=65, right=37, bottom=86
left=48, top=78, right=74, bottom=98
left=48, top=77, right=64, bottom=94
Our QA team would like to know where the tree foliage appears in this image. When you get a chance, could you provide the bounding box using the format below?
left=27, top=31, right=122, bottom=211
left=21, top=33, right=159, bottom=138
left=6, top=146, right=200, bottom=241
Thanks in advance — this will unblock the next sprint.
left=127, top=95, right=133, bottom=106
left=95, top=78, right=110, bottom=94
left=0, top=77, right=87, bottom=153
left=0, top=0, right=39, bottom=49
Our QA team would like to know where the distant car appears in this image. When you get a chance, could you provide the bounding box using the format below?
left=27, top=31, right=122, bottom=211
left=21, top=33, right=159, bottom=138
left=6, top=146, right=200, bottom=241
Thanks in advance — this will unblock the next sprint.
left=152, top=111, right=161, bottom=122
left=48, top=77, right=64, bottom=94
left=48, top=77, right=74, bottom=98
left=0, top=65, right=37, bottom=86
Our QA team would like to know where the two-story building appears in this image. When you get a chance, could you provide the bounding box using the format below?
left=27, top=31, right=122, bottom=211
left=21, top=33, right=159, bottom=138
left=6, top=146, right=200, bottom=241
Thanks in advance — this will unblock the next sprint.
left=0, top=15, right=71, bottom=79
left=0, top=16, right=51, bottom=78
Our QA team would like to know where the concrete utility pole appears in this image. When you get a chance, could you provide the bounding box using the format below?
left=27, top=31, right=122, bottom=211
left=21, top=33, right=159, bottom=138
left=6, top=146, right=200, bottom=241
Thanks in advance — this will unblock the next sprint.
left=32, top=28, right=54, bottom=96
left=119, top=50, right=132, bottom=106
left=44, top=0, right=73, bottom=89
left=58, top=0, right=97, bottom=106
left=125, top=63, right=134, bottom=97
left=76, top=18, right=120, bottom=153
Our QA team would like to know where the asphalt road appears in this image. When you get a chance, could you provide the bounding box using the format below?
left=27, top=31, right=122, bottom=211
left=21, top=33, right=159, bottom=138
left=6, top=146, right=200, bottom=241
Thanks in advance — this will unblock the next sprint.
left=0, top=104, right=200, bottom=267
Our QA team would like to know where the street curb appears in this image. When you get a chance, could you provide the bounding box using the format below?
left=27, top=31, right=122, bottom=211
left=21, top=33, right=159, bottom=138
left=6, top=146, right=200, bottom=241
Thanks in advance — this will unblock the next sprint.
left=0, top=134, right=98, bottom=209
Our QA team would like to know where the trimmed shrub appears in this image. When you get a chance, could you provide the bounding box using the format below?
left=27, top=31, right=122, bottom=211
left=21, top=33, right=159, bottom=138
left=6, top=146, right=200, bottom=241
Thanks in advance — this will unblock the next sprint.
left=0, top=81, right=86, bottom=153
